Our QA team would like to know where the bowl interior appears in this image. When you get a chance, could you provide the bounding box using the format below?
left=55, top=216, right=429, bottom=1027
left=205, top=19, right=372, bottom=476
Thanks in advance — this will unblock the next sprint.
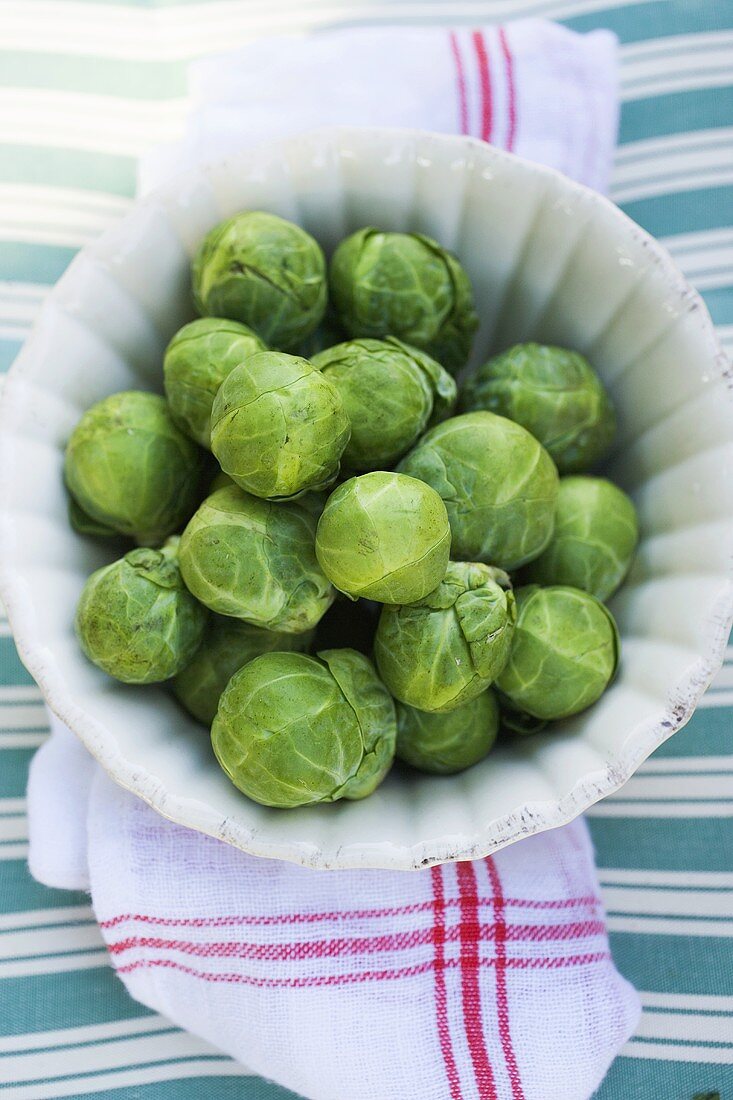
left=2, top=128, right=731, bottom=870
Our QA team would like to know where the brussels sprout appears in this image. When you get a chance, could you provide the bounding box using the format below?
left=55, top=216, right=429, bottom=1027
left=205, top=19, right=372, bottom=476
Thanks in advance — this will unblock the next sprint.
left=174, top=618, right=312, bottom=726
left=462, top=343, right=616, bottom=473
left=374, top=562, right=515, bottom=712
left=496, top=585, right=619, bottom=720
left=211, top=648, right=396, bottom=807
left=396, top=690, right=500, bottom=775
left=65, top=391, right=204, bottom=546
left=75, top=539, right=207, bottom=684
left=179, top=484, right=334, bottom=633
left=210, top=352, right=350, bottom=500
left=68, top=498, right=117, bottom=539
left=311, top=337, right=456, bottom=471
left=398, top=411, right=558, bottom=570
left=523, top=476, right=638, bottom=600
left=315, top=471, right=451, bottom=604
left=163, top=318, right=266, bottom=448
left=192, top=211, right=327, bottom=350
left=312, top=596, right=380, bottom=657
left=329, top=228, right=478, bottom=372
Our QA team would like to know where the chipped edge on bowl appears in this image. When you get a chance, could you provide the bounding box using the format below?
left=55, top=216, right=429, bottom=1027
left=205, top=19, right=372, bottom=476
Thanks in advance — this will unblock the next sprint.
left=1, top=127, right=732, bottom=871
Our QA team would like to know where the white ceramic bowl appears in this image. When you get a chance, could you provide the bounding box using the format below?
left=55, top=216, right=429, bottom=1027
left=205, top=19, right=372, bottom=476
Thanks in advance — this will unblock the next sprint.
left=2, top=128, right=731, bottom=871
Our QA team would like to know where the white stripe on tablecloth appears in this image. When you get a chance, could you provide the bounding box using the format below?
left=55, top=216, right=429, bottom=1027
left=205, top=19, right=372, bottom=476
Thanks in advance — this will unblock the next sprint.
left=586, top=801, right=733, bottom=818
left=607, top=774, right=733, bottom=800
left=0, top=1061, right=249, bottom=1100
left=637, top=1008, right=733, bottom=1043
left=0, top=0, right=661, bottom=63
left=0, top=1033, right=244, bottom=1087
left=697, top=689, right=733, bottom=709
left=621, top=1041, right=733, bottom=1064
left=640, top=991, right=733, bottom=1011
left=0, top=733, right=47, bottom=749
left=638, top=756, right=733, bottom=774
left=599, top=870, right=733, bottom=888
left=606, top=915, right=733, bottom=936
left=0, top=923, right=104, bottom=963
left=0, top=906, right=94, bottom=932
left=602, top=886, right=733, bottom=918
left=0, top=1016, right=177, bottom=1056
left=610, top=134, right=733, bottom=203
left=0, top=704, right=49, bottom=730
left=0, top=91, right=189, bottom=157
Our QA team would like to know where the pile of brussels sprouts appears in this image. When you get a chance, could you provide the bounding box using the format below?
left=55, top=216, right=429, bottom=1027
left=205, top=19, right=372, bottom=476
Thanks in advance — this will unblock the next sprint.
left=65, top=211, right=638, bottom=809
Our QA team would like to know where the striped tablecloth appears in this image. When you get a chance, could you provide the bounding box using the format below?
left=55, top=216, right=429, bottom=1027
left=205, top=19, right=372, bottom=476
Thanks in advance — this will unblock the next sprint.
left=1, top=2, right=731, bottom=1097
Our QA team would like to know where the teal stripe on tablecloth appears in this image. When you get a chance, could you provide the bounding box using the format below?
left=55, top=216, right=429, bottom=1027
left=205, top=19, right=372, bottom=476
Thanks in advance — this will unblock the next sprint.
left=0, top=970, right=154, bottom=1036
left=591, top=817, right=733, bottom=873
left=0, top=753, right=36, bottom=799
left=620, top=86, right=733, bottom=144
left=0, top=146, right=136, bottom=196
left=606, top=934, right=733, bottom=997
left=601, top=1057, right=733, bottom=1096
left=620, top=185, right=733, bottom=239
left=25, top=1081, right=296, bottom=1100
left=652, top=707, right=733, bottom=757
left=0, top=2, right=730, bottom=1098
left=565, top=0, right=733, bottom=41
left=0, top=864, right=86, bottom=916
left=0, top=244, right=75, bottom=288
left=0, top=55, right=186, bottom=98
left=0, top=343, right=23, bottom=372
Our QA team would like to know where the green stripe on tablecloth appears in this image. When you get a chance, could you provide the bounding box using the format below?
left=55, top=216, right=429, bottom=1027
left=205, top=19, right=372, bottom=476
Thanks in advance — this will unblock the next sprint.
left=591, top=818, right=733, bottom=873
left=0, top=343, right=23, bottom=372
left=33, top=1081, right=295, bottom=1100
left=0, top=2, right=730, bottom=1099
left=0, top=244, right=75, bottom=288
left=565, top=0, right=733, bottom=41
left=620, top=86, right=733, bottom=144
left=0, top=864, right=86, bottom=916
left=0, top=146, right=136, bottom=196
left=620, top=185, right=733, bottom=238
left=0, top=971, right=154, bottom=1034
left=652, top=707, right=733, bottom=757
left=0, top=752, right=36, bottom=799
left=601, top=1057, right=733, bottom=1097
left=0, top=55, right=186, bottom=98
left=607, top=934, right=733, bottom=996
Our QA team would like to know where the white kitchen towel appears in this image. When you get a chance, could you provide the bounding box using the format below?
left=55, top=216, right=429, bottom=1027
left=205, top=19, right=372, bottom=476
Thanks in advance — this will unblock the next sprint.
left=30, top=724, right=638, bottom=1100
left=139, top=20, right=618, bottom=195
left=28, top=20, right=638, bottom=1100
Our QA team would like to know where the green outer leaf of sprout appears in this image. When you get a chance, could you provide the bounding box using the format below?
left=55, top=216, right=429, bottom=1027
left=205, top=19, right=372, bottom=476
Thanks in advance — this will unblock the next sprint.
left=398, top=411, right=559, bottom=570
left=210, top=351, right=351, bottom=500
left=396, top=690, right=500, bottom=775
left=495, top=585, right=620, bottom=720
left=210, top=648, right=396, bottom=808
left=374, top=561, right=516, bottom=712
left=523, top=476, right=639, bottom=601
left=64, top=391, right=204, bottom=546
left=461, top=343, right=616, bottom=473
left=312, top=336, right=457, bottom=471
left=315, top=471, right=451, bottom=604
left=68, top=497, right=118, bottom=539
left=329, top=228, right=478, bottom=373
left=174, top=617, right=313, bottom=726
left=75, top=541, right=207, bottom=684
left=163, top=317, right=266, bottom=448
left=179, top=484, right=335, bottom=633
left=192, top=211, right=327, bottom=351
